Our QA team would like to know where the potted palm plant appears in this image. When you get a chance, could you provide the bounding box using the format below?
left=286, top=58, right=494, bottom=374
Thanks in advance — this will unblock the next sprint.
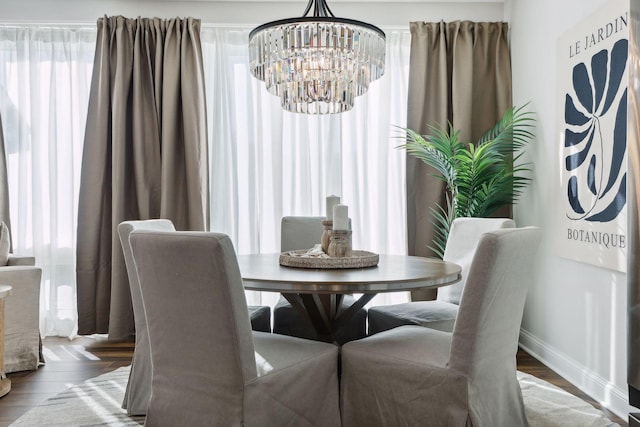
left=400, top=105, right=535, bottom=258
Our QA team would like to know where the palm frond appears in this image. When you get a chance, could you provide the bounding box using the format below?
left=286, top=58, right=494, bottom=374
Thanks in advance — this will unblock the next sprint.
left=477, top=103, right=535, bottom=156
left=399, top=103, right=535, bottom=253
left=428, top=195, right=456, bottom=259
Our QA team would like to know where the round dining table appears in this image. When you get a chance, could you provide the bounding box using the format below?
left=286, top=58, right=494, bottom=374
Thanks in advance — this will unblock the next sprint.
left=237, top=253, right=461, bottom=343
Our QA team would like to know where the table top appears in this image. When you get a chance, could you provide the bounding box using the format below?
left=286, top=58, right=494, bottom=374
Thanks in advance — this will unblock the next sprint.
left=237, top=253, right=461, bottom=294
left=0, top=285, right=11, bottom=299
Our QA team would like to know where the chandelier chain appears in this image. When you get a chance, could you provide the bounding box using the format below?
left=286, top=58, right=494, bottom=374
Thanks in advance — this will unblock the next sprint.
left=301, top=0, right=335, bottom=17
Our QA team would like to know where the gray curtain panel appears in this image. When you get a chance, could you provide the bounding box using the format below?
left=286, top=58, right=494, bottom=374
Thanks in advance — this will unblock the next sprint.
left=76, top=16, right=209, bottom=337
left=406, top=21, right=512, bottom=301
left=0, top=116, right=12, bottom=250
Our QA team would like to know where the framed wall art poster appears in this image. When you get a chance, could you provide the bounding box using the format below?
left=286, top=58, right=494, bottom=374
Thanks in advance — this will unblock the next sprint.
left=556, top=0, right=629, bottom=272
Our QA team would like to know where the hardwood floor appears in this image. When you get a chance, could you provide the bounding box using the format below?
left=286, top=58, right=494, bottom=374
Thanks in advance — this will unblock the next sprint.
left=0, top=336, right=133, bottom=427
left=0, top=336, right=629, bottom=426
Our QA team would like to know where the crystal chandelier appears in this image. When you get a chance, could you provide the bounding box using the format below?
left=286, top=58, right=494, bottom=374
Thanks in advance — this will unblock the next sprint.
left=248, top=0, right=386, bottom=114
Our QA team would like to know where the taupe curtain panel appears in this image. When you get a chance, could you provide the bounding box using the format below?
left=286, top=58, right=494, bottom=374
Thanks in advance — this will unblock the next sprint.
left=406, top=21, right=512, bottom=301
left=76, top=16, right=209, bottom=337
left=0, top=115, right=12, bottom=246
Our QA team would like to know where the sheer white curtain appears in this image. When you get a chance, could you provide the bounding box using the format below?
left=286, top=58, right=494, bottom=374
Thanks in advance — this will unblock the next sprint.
left=0, top=25, right=95, bottom=338
left=0, top=24, right=411, bottom=338
left=201, top=27, right=411, bottom=307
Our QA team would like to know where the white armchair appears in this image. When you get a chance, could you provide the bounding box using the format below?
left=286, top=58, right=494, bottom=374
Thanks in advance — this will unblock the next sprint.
left=118, top=219, right=272, bottom=416
left=341, top=227, right=541, bottom=426
left=2, top=254, right=42, bottom=373
left=130, top=230, right=341, bottom=426
left=368, top=217, right=515, bottom=334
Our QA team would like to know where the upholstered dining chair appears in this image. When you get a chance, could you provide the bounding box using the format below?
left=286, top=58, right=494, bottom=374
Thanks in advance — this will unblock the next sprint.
left=367, top=217, right=515, bottom=335
left=129, top=230, right=341, bottom=427
left=273, top=216, right=367, bottom=344
left=118, top=220, right=271, bottom=416
left=340, top=226, right=541, bottom=426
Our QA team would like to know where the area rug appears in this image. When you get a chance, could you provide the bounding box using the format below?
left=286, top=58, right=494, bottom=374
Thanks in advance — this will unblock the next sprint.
left=518, top=372, right=619, bottom=427
left=9, top=367, right=619, bottom=426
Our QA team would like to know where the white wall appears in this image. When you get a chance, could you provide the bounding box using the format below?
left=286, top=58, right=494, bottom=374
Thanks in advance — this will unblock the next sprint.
left=0, top=0, right=504, bottom=27
left=506, top=0, right=630, bottom=419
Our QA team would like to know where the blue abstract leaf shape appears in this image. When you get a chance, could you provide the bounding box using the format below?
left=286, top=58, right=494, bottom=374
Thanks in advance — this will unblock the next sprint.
left=601, top=39, right=628, bottom=115
left=588, top=155, right=597, bottom=195
left=564, top=36, right=628, bottom=223
left=591, top=49, right=608, bottom=110
left=573, top=62, right=594, bottom=113
left=565, top=124, right=595, bottom=171
left=568, top=175, right=586, bottom=214
left=565, top=94, right=590, bottom=126
left=565, top=122, right=594, bottom=147
left=602, top=88, right=627, bottom=196
left=586, top=173, right=627, bottom=222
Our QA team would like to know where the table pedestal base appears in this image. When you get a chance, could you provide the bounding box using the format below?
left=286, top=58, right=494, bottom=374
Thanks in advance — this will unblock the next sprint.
left=282, top=293, right=375, bottom=343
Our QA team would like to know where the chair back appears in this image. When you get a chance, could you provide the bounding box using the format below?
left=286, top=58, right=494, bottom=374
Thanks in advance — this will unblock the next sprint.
left=281, top=216, right=325, bottom=251
left=118, top=220, right=176, bottom=333
left=448, top=227, right=541, bottom=421
left=130, top=230, right=256, bottom=425
left=439, top=217, right=515, bottom=304
left=117, top=219, right=176, bottom=414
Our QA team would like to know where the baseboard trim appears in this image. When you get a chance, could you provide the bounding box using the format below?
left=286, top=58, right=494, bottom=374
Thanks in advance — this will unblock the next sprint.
left=519, top=328, right=631, bottom=420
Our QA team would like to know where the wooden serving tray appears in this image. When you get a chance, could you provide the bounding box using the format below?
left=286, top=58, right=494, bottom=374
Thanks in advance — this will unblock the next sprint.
left=279, top=250, right=379, bottom=269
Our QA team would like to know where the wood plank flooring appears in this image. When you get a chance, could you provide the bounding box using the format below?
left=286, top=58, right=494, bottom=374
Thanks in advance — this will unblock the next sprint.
left=0, top=336, right=628, bottom=426
left=0, top=336, right=133, bottom=426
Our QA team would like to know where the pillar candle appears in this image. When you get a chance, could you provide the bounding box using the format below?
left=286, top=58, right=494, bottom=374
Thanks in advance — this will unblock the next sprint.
left=326, top=195, right=340, bottom=220
left=333, top=204, right=349, bottom=230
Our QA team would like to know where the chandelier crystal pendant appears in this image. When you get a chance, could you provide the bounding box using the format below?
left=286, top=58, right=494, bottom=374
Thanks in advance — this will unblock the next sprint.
left=248, top=0, right=386, bottom=114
